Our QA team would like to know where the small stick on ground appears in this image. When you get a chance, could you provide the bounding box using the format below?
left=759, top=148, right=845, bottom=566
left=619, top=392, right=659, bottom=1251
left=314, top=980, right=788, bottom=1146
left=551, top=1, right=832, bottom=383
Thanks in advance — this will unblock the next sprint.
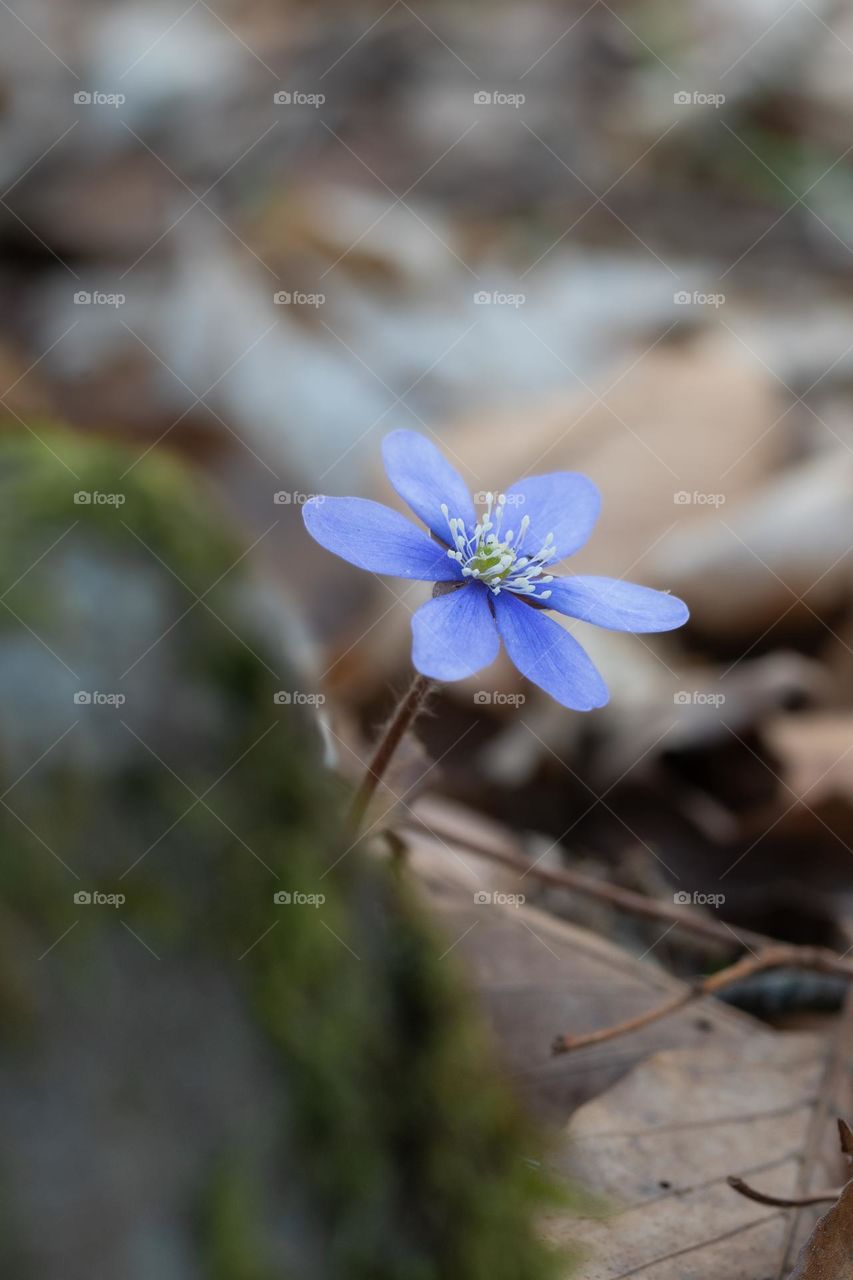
left=552, top=946, right=853, bottom=1055
left=393, top=819, right=853, bottom=1054
left=727, top=1176, right=842, bottom=1209
left=727, top=1116, right=852, bottom=1208
left=396, top=816, right=773, bottom=952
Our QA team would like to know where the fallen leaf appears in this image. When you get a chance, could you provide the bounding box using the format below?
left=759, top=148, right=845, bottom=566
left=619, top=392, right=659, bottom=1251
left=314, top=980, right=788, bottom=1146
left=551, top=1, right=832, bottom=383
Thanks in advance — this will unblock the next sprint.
left=787, top=1180, right=853, bottom=1278
left=544, top=1001, right=853, bottom=1278
left=655, top=450, right=853, bottom=641
left=403, top=796, right=759, bottom=1123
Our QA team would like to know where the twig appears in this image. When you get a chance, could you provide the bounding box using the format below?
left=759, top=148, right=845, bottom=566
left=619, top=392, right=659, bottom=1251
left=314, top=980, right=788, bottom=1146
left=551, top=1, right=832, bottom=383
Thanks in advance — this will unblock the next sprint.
left=398, top=817, right=853, bottom=989
left=728, top=1118, right=852, bottom=1208
left=552, top=946, right=853, bottom=1054
left=727, top=1176, right=842, bottom=1209
left=550, top=989, right=693, bottom=1054
left=394, top=817, right=853, bottom=1052
left=396, top=815, right=774, bottom=952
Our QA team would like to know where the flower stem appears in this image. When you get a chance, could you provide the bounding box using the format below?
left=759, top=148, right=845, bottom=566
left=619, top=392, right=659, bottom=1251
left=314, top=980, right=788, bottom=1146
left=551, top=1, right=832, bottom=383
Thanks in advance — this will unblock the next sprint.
left=348, top=673, right=433, bottom=834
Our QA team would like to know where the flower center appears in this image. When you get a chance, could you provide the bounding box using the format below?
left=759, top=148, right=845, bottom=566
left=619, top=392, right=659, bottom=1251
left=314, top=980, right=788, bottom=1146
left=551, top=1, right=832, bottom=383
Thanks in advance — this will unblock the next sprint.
left=441, top=493, right=556, bottom=598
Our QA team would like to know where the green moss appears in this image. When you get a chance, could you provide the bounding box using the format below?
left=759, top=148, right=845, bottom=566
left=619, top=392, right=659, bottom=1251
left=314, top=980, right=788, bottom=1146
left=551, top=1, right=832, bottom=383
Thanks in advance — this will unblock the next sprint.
left=200, top=1161, right=277, bottom=1280
left=0, top=426, right=569, bottom=1279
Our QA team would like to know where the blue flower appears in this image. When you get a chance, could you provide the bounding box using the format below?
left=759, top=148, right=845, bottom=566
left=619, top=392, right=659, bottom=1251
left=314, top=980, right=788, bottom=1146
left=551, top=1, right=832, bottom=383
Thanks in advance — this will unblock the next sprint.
left=303, top=430, right=688, bottom=710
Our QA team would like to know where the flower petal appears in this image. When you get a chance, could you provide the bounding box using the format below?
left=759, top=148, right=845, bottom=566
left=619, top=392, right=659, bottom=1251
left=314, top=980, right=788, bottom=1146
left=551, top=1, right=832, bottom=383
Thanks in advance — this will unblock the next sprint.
left=546, top=576, right=689, bottom=632
left=303, top=497, right=460, bottom=580
left=503, top=472, right=600, bottom=561
left=411, top=584, right=499, bottom=680
left=382, top=429, right=476, bottom=540
left=494, top=592, right=608, bottom=710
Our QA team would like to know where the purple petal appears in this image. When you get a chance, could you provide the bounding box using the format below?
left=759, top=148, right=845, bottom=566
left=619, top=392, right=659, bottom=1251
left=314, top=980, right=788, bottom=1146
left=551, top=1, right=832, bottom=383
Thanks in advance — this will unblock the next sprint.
left=303, top=497, right=460, bottom=580
left=494, top=592, right=608, bottom=710
left=411, top=584, right=499, bottom=680
left=546, top=576, right=689, bottom=632
left=382, top=429, right=476, bottom=540
left=504, top=472, right=600, bottom=561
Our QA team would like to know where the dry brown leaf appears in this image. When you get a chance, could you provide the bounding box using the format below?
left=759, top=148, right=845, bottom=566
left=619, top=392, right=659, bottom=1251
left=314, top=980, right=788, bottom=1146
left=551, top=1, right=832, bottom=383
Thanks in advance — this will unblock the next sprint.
left=745, top=713, right=853, bottom=910
left=787, top=1180, right=853, bottom=1279
left=655, top=450, right=853, bottom=640
left=767, top=714, right=853, bottom=807
left=403, top=799, right=853, bottom=1274
left=403, top=797, right=758, bottom=1123
left=413, top=331, right=789, bottom=577
left=545, top=1002, right=853, bottom=1279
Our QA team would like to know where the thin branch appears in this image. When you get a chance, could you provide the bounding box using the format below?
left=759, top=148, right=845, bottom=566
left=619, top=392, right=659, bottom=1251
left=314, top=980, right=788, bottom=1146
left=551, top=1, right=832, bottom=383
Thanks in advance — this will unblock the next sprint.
left=396, top=815, right=774, bottom=951
left=393, top=817, right=853, bottom=1053
left=550, top=989, right=692, bottom=1054
left=552, top=946, right=853, bottom=1054
left=727, top=1176, right=842, bottom=1209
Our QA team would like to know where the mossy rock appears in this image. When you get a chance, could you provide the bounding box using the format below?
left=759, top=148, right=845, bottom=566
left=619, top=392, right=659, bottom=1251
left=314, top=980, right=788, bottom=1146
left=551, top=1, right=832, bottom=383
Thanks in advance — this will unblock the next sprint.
left=0, top=429, right=563, bottom=1280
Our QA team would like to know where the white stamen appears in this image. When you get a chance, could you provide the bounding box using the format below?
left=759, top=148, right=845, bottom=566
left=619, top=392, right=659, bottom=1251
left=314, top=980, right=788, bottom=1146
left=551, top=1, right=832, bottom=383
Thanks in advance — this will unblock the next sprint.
left=441, top=490, right=558, bottom=602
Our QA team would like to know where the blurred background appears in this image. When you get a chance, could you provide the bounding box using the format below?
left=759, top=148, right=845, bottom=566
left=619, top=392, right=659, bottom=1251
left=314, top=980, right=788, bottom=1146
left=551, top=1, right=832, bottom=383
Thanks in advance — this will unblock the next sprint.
left=5, top=0, right=851, bottom=935
left=5, top=0, right=853, bottom=1272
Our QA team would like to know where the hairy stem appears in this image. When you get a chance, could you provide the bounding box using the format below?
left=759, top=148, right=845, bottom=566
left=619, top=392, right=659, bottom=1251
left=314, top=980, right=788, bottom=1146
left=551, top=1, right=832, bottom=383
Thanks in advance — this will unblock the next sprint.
left=348, top=674, right=433, bottom=834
